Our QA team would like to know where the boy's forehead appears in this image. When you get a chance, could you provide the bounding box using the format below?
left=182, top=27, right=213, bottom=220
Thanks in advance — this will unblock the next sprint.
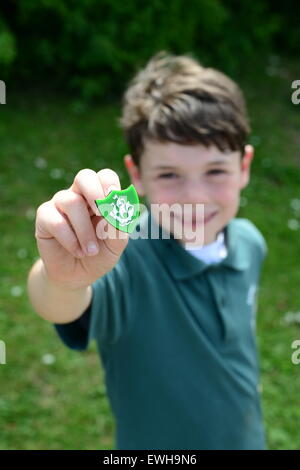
left=141, top=140, right=239, bottom=169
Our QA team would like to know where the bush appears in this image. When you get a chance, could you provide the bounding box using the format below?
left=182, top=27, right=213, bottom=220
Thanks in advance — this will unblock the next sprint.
left=0, top=0, right=291, bottom=100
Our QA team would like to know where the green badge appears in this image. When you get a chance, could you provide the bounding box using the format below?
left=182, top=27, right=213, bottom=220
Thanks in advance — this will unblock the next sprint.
left=95, top=184, right=140, bottom=233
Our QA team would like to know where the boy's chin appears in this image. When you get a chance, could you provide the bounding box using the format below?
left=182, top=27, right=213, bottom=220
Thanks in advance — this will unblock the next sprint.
left=167, top=222, right=206, bottom=247
left=169, top=221, right=223, bottom=247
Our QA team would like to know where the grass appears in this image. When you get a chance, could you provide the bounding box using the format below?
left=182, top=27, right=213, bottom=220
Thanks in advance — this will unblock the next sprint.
left=1, top=54, right=300, bottom=449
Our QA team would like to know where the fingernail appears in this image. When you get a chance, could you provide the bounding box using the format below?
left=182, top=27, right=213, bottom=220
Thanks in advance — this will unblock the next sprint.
left=105, top=185, right=118, bottom=197
left=86, top=241, right=99, bottom=256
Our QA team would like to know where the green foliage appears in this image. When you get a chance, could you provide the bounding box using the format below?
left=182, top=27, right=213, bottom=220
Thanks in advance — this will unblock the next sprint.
left=0, top=18, right=16, bottom=74
left=268, top=0, right=300, bottom=54
left=0, top=0, right=292, bottom=100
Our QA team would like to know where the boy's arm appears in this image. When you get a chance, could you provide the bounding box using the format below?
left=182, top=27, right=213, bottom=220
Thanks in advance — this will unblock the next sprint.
left=27, top=258, right=93, bottom=324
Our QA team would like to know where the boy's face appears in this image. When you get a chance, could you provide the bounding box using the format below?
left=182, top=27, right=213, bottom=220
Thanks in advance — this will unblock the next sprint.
left=124, top=140, right=254, bottom=246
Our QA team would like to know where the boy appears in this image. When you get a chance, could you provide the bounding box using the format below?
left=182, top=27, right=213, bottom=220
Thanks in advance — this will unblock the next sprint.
left=27, top=51, right=268, bottom=450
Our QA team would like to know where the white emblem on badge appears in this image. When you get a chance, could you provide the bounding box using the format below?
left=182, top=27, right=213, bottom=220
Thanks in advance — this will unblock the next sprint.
left=109, top=195, right=135, bottom=227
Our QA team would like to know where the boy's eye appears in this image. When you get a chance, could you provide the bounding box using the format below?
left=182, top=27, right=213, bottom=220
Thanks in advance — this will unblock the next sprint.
left=207, top=169, right=226, bottom=175
left=159, top=173, right=178, bottom=179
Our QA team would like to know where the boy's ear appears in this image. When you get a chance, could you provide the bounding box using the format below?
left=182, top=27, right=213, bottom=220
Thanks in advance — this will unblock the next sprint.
left=123, top=154, right=145, bottom=196
left=240, top=144, right=254, bottom=189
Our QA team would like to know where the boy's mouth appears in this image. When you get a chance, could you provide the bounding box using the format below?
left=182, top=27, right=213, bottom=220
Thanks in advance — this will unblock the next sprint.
left=172, top=211, right=218, bottom=225
left=203, top=211, right=218, bottom=224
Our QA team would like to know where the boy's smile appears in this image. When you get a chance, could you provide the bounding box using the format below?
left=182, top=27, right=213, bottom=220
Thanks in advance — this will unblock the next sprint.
left=124, top=140, right=253, bottom=246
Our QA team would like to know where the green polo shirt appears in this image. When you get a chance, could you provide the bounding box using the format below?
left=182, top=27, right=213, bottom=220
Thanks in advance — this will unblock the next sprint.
left=54, top=209, right=268, bottom=450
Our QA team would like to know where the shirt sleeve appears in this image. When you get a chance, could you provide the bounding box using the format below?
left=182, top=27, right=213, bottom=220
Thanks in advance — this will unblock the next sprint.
left=54, top=306, right=91, bottom=351
left=53, top=247, right=135, bottom=351
left=256, top=227, right=268, bottom=261
left=240, top=218, right=268, bottom=263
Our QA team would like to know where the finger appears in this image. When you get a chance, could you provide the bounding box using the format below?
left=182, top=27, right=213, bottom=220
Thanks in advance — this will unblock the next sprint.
left=35, top=201, right=85, bottom=258
left=95, top=216, right=129, bottom=244
left=71, top=168, right=105, bottom=216
left=52, top=190, right=100, bottom=256
left=96, top=168, right=121, bottom=197
left=71, top=168, right=120, bottom=217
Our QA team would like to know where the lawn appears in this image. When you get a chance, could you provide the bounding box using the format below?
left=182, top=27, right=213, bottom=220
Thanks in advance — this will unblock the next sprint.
left=1, top=54, right=300, bottom=449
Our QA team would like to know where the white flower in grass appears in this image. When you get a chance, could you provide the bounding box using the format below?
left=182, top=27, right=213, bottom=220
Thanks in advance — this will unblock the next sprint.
left=283, top=311, right=300, bottom=325
left=35, top=157, right=47, bottom=169
left=290, top=199, right=300, bottom=212
left=11, top=286, right=23, bottom=297
left=288, top=219, right=299, bottom=231
left=41, top=354, right=56, bottom=365
left=240, top=197, right=248, bottom=207
left=17, top=248, right=28, bottom=259
left=50, top=168, right=65, bottom=180
left=25, top=207, right=36, bottom=220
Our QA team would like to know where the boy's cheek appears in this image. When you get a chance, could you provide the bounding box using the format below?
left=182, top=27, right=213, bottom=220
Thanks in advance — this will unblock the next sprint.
left=217, top=184, right=241, bottom=202
left=224, top=194, right=242, bottom=216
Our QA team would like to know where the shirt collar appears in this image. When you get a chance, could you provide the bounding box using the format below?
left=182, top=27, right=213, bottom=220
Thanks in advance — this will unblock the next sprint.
left=136, top=207, right=250, bottom=280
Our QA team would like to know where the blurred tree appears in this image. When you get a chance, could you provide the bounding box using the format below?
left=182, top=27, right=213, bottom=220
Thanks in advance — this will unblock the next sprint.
left=0, top=0, right=295, bottom=101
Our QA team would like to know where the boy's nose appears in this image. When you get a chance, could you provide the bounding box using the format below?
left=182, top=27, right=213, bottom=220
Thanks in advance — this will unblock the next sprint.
left=181, top=180, right=211, bottom=205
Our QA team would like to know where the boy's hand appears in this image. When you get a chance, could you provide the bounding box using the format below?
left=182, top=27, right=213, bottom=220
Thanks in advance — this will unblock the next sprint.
left=35, top=169, right=129, bottom=290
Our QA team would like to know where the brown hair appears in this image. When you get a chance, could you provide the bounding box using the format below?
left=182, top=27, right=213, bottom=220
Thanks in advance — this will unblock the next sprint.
left=119, top=50, right=250, bottom=167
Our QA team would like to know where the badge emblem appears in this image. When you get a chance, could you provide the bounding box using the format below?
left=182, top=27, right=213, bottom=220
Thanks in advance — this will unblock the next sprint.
left=95, top=184, right=140, bottom=233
